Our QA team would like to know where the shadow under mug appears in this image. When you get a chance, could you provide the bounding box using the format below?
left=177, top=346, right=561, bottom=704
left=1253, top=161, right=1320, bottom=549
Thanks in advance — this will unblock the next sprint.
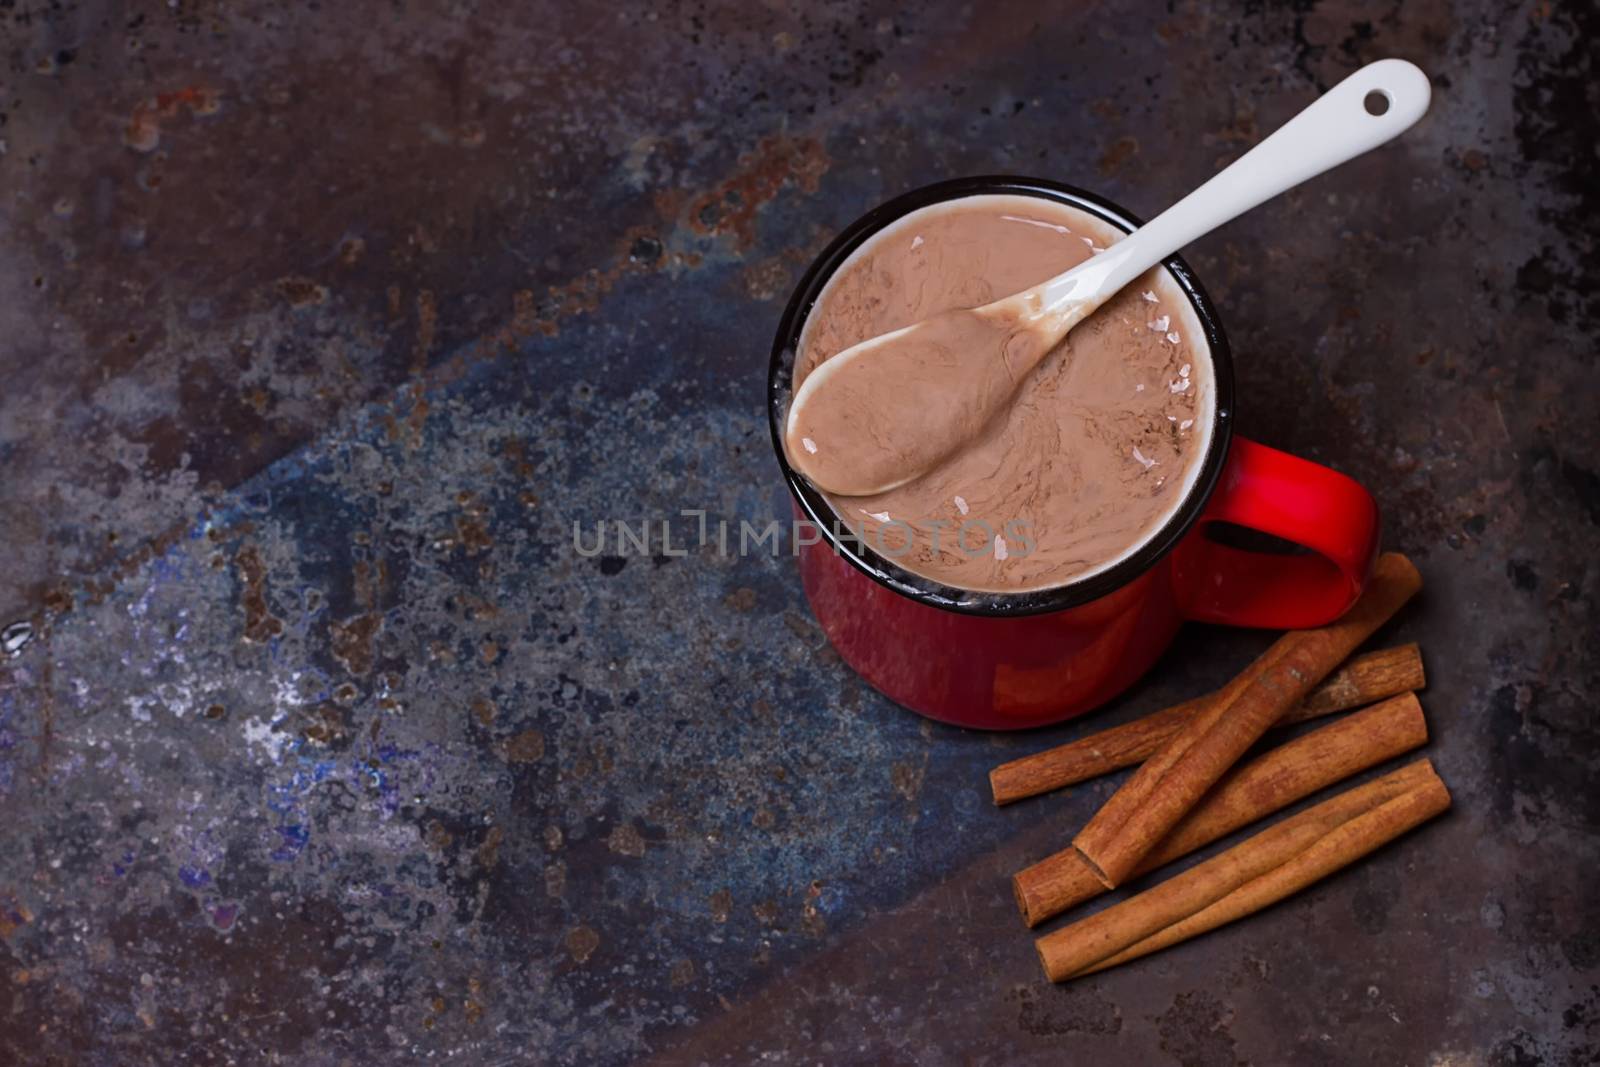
left=768, top=176, right=1380, bottom=730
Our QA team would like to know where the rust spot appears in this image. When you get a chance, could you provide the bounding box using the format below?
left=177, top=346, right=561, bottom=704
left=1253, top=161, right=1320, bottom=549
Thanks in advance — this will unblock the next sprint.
left=501, top=437, right=536, bottom=479
left=668, top=959, right=696, bottom=988
left=463, top=977, right=486, bottom=1025
left=509, top=290, right=537, bottom=338
left=423, top=820, right=453, bottom=851
left=723, top=587, right=757, bottom=612
left=475, top=826, right=504, bottom=870
left=413, top=290, right=437, bottom=375
left=740, top=257, right=792, bottom=302
left=686, top=135, right=830, bottom=249
left=234, top=545, right=283, bottom=642
left=330, top=613, right=380, bottom=675
left=297, top=703, right=348, bottom=746
left=354, top=558, right=386, bottom=605
left=782, top=611, right=820, bottom=644
left=565, top=925, right=599, bottom=964
left=274, top=276, right=329, bottom=308
left=470, top=696, right=495, bottom=727
left=891, top=760, right=925, bottom=801
left=123, top=86, right=219, bottom=153
left=394, top=385, right=430, bottom=450
left=540, top=266, right=615, bottom=324
left=801, top=888, right=826, bottom=938
left=455, top=510, right=494, bottom=555
left=0, top=894, right=33, bottom=940
left=41, top=588, right=72, bottom=616
left=1097, top=136, right=1139, bottom=176
left=606, top=823, right=645, bottom=857
left=499, top=729, right=545, bottom=764
left=1212, top=107, right=1260, bottom=149
left=544, top=860, right=567, bottom=898
left=1090, top=97, right=1122, bottom=121
left=709, top=889, right=732, bottom=924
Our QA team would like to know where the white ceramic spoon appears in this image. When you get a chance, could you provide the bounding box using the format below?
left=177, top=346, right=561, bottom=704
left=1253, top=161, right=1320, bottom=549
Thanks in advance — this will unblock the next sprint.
left=786, top=59, right=1431, bottom=497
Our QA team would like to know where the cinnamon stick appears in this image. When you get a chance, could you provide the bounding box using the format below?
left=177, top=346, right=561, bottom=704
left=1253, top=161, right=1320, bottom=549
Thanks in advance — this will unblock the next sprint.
left=1013, top=691, right=1428, bottom=926
left=1071, top=552, right=1423, bottom=889
left=990, top=644, right=1424, bottom=806
left=1281, top=643, right=1425, bottom=724
left=1038, top=759, right=1451, bottom=982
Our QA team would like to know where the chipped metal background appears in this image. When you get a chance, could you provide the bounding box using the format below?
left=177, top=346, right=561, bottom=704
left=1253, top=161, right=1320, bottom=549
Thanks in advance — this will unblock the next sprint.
left=0, top=1, right=1595, bottom=1064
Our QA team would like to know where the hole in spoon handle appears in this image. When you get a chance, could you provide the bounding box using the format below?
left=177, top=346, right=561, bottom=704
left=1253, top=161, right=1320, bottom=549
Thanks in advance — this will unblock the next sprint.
left=1344, top=58, right=1431, bottom=131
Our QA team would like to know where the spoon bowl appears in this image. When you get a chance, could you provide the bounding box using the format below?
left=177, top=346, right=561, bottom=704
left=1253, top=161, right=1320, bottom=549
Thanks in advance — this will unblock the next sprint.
left=786, top=59, right=1431, bottom=496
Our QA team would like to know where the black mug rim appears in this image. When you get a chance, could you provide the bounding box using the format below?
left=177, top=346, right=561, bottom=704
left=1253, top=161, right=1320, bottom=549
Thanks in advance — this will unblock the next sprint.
left=767, top=175, right=1236, bottom=618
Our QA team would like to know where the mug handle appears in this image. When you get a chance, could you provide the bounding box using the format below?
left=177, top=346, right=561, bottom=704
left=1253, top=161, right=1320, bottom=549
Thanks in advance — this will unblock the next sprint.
left=1173, top=436, right=1379, bottom=628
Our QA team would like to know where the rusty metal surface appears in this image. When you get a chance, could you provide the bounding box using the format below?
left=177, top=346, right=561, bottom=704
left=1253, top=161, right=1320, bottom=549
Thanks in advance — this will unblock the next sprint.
left=0, top=1, right=1595, bottom=1063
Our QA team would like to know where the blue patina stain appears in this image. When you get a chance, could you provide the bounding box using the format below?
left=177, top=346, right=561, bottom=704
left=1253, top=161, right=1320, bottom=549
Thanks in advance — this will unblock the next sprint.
left=271, top=823, right=309, bottom=862
left=178, top=865, right=211, bottom=889
left=815, top=884, right=846, bottom=915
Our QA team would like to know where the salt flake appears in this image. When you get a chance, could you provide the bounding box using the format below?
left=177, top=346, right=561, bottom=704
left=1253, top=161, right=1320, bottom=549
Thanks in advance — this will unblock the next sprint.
left=953, top=495, right=969, bottom=516
left=1149, top=315, right=1170, bottom=333
left=994, top=536, right=1009, bottom=561
left=1142, top=290, right=1158, bottom=303
left=801, top=437, right=818, bottom=454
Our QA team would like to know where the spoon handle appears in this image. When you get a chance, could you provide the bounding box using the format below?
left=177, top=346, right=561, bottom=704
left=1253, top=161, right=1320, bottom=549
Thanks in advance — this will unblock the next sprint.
left=1039, top=59, right=1431, bottom=316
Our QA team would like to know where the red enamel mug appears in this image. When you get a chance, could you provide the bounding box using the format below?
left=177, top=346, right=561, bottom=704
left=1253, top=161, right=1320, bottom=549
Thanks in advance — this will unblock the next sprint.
left=768, top=177, right=1380, bottom=730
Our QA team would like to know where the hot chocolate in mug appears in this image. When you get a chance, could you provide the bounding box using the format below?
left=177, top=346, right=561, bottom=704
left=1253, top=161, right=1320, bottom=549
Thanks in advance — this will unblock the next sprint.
left=768, top=177, right=1379, bottom=730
